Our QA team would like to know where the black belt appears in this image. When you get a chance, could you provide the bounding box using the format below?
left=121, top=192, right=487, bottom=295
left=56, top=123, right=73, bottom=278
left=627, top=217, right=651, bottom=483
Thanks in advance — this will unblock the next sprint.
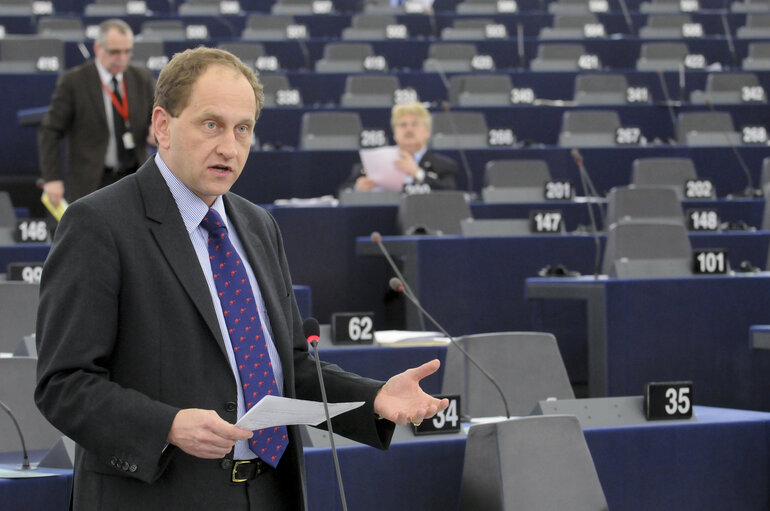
left=224, top=459, right=270, bottom=483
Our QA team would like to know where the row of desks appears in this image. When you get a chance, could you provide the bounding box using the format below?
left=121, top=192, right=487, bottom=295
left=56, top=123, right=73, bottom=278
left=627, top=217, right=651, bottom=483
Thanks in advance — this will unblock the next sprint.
left=2, top=405, right=769, bottom=510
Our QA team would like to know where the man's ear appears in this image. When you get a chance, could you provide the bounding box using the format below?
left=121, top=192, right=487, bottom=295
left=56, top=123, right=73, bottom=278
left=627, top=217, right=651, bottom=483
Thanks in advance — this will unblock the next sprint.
left=152, top=107, right=171, bottom=149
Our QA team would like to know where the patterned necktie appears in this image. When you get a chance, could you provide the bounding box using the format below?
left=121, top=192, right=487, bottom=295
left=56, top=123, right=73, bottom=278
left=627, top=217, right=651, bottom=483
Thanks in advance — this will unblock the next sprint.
left=201, top=208, right=288, bottom=467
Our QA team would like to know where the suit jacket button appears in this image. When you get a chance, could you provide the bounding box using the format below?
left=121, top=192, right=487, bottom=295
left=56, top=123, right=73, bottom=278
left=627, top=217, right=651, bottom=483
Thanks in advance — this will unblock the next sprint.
left=129, top=464, right=138, bottom=473
left=122, top=461, right=130, bottom=471
left=220, top=458, right=233, bottom=470
left=225, top=402, right=237, bottom=412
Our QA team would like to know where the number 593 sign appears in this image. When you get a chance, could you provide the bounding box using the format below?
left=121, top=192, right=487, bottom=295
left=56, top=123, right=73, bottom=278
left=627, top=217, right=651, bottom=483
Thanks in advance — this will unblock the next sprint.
left=412, top=395, right=461, bottom=435
left=644, top=381, right=694, bottom=420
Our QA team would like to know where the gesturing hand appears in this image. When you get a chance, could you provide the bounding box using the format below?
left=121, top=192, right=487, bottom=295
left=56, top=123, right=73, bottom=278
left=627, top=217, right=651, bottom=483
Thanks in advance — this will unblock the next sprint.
left=373, top=359, right=450, bottom=426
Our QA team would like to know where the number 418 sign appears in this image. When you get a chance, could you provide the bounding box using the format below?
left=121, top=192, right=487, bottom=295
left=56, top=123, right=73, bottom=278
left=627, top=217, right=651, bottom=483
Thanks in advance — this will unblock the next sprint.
left=413, top=395, right=461, bottom=435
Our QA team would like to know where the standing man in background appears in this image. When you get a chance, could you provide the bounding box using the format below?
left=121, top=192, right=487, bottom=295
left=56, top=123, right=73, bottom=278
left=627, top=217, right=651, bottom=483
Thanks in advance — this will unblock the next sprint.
left=38, top=18, right=155, bottom=205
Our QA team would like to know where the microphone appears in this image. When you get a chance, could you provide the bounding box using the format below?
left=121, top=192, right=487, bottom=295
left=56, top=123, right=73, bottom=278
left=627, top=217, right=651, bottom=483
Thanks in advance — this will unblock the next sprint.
left=0, top=400, right=33, bottom=470
left=388, top=277, right=511, bottom=419
left=616, top=0, right=636, bottom=36
left=370, top=232, right=427, bottom=331
left=655, top=70, right=680, bottom=145
left=721, top=13, right=739, bottom=69
left=303, top=318, right=348, bottom=511
left=429, top=58, right=475, bottom=193
left=516, top=23, right=525, bottom=70
left=571, top=149, right=603, bottom=278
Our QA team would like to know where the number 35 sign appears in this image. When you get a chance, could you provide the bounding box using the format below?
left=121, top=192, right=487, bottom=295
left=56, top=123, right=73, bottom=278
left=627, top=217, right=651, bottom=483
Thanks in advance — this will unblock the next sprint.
left=644, top=381, right=694, bottom=420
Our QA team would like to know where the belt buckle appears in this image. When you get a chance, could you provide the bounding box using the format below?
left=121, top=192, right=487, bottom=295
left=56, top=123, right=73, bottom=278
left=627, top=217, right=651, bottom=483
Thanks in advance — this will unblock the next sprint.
left=232, top=460, right=251, bottom=483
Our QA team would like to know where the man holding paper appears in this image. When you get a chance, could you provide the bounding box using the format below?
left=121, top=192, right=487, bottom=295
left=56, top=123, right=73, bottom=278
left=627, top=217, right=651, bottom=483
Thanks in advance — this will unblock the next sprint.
left=35, top=47, right=447, bottom=511
left=338, top=102, right=458, bottom=193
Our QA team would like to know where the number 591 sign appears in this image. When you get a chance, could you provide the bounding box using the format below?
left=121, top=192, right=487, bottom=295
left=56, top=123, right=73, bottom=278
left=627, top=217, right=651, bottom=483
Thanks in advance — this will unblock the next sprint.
left=413, top=395, right=461, bottom=435
left=644, top=381, right=694, bottom=420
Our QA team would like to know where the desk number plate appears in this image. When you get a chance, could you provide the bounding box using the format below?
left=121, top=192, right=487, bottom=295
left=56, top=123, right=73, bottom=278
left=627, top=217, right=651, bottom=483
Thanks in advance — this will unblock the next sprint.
left=331, top=312, right=375, bottom=344
left=14, top=219, right=49, bottom=243
left=693, top=249, right=728, bottom=274
left=413, top=395, right=461, bottom=435
left=7, top=263, right=44, bottom=283
left=644, top=381, right=693, bottom=420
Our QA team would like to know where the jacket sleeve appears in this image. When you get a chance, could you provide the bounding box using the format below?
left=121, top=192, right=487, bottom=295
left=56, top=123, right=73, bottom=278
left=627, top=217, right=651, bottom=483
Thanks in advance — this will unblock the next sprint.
left=38, top=71, right=76, bottom=183
left=35, top=200, right=179, bottom=483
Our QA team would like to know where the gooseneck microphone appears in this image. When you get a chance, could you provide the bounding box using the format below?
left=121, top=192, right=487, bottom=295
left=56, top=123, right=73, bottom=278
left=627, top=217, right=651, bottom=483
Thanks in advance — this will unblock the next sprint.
left=389, top=277, right=511, bottom=419
left=370, top=232, right=427, bottom=331
left=0, top=400, right=32, bottom=470
left=302, top=318, right=348, bottom=511
left=571, top=149, right=603, bottom=278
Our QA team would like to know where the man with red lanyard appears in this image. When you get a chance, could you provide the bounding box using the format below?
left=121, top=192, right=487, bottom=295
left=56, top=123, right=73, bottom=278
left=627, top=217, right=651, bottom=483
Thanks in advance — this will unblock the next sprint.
left=38, top=18, right=155, bottom=205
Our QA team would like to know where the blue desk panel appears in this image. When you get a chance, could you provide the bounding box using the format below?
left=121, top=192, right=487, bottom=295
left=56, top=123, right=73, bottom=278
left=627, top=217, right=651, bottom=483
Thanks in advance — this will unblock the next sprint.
left=527, top=274, right=770, bottom=410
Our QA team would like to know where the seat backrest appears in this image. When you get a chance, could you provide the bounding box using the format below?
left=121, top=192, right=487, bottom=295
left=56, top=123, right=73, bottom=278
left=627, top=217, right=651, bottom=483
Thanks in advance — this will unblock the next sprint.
left=0, top=282, right=39, bottom=353
left=430, top=111, right=490, bottom=149
left=0, top=36, right=63, bottom=67
left=645, top=13, right=692, bottom=27
left=246, top=14, right=294, bottom=30
left=139, top=20, right=186, bottom=40
left=300, top=112, right=362, bottom=150
left=639, top=41, right=689, bottom=60
left=574, top=73, right=628, bottom=95
left=397, top=191, right=471, bottom=235
left=37, top=16, right=83, bottom=34
left=427, top=42, right=478, bottom=60
left=631, top=157, right=697, bottom=196
left=553, top=13, right=600, bottom=28
left=677, top=111, right=736, bottom=144
left=0, top=357, right=63, bottom=451
left=460, top=415, right=608, bottom=511
left=0, top=191, right=15, bottom=228
left=344, top=74, right=398, bottom=94
left=748, top=41, right=770, bottom=58
left=323, top=42, right=374, bottom=60
left=536, top=43, right=586, bottom=60
left=561, top=110, right=621, bottom=134
left=218, top=42, right=266, bottom=62
left=351, top=14, right=397, bottom=28
left=746, top=12, right=770, bottom=27
left=484, top=159, right=551, bottom=187
left=601, top=221, right=693, bottom=277
left=707, top=72, right=760, bottom=92
left=606, top=185, right=684, bottom=225
left=442, top=332, right=574, bottom=418
left=460, top=218, right=534, bottom=235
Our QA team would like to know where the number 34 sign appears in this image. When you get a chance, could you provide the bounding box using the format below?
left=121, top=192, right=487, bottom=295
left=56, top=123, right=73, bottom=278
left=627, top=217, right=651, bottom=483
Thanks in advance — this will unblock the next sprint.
left=412, top=395, right=462, bottom=435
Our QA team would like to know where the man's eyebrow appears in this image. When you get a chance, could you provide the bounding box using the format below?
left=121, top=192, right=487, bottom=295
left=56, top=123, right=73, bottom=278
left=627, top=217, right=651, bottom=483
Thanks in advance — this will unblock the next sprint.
left=198, top=111, right=255, bottom=127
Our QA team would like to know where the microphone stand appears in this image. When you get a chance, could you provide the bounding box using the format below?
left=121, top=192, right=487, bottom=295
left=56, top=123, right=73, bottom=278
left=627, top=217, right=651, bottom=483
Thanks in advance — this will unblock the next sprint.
left=0, top=400, right=32, bottom=470
left=304, top=320, right=348, bottom=511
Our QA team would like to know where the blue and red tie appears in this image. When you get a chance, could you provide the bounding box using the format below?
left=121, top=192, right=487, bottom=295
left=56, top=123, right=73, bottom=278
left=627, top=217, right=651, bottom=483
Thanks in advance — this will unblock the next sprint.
left=201, top=208, right=288, bottom=468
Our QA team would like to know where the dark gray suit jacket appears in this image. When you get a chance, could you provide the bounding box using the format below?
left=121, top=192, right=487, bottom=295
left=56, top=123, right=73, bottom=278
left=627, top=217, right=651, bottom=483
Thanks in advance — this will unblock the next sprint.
left=35, top=159, right=394, bottom=510
left=38, top=61, right=155, bottom=201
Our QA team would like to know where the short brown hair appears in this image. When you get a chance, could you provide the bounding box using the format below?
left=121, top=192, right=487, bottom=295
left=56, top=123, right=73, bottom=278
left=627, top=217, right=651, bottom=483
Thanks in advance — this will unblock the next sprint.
left=154, top=46, right=264, bottom=119
left=391, top=102, right=431, bottom=131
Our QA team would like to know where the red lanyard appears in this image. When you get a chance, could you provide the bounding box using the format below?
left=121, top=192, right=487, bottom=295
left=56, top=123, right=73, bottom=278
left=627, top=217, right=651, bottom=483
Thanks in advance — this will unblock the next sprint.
left=101, top=78, right=129, bottom=123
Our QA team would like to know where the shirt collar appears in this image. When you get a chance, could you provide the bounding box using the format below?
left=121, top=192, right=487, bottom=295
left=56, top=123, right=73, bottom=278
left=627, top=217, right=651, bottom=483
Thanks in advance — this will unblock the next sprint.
left=154, top=153, right=228, bottom=235
left=413, top=146, right=427, bottom=164
left=95, top=59, right=123, bottom=86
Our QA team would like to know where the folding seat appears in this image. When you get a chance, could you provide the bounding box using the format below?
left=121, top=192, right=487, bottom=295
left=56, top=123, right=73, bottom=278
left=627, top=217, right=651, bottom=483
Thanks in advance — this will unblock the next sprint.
left=260, top=74, right=303, bottom=107
left=431, top=111, right=490, bottom=149
left=639, top=14, right=697, bottom=39
left=530, top=43, right=589, bottom=71
left=441, top=18, right=499, bottom=40
left=640, top=0, right=691, bottom=13
left=737, top=13, right=770, bottom=38
left=677, top=111, right=741, bottom=146
left=136, top=20, right=187, bottom=41
left=601, top=221, right=693, bottom=278
left=340, top=75, right=399, bottom=107
left=130, top=41, right=169, bottom=72
left=636, top=41, right=689, bottom=71
left=605, top=185, right=685, bottom=226
left=300, top=112, right=363, bottom=150
left=0, top=282, right=39, bottom=353
left=481, top=159, right=552, bottom=203
left=85, top=0, right=148, bottom=15
left=397, top=191, right=472, bottom=235
left=423, top=42, right=480, bottom=72
left=742, top=42, right=770, bottom=70
left=241, top=15, right=300, bottom=41
left=731, top=0, right=770, bottom=13
left=539, top=14, right=605, bottom=39
left=272, top=0, right=334, bottom=15
left=630, top=157, right=698, bottom=198
left=0, top=36, right=64, bottom=73
left=37, top=17, right=85, bottom=41
left=315, top=43, right=380, bottom=73
left=456, top=0, right=505, bottom=15
left=690, top=72, right=765, bottom=104
left=573, top=73, right=629, bottom=105
left=558, top=110, right=622, bottom=147
left=342, top=14, right=403, bottom=40
left=448, top=74, right=513, bottom=106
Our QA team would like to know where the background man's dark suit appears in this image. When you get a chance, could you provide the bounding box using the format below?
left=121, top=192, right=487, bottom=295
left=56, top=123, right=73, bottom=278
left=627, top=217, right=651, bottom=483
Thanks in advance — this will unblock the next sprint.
left=38, top=61, right=154, bottom=201
left=35, top=159, right=394, bottom=510
left=338, top=150, right=459, bottom=193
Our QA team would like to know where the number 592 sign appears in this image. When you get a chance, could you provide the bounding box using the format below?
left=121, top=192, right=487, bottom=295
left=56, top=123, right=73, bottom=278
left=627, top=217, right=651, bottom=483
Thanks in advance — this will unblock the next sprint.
left=413, top=395, right=461, bottom=435
left=644, top=381, right=694, bottom=420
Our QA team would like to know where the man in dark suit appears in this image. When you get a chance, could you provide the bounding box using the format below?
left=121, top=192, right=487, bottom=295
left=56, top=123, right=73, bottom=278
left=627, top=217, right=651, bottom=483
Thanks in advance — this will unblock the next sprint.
left=38, top=18, right=155, bottom=205
left=35, top=47, right=447, bottom=510
left=338, top=101, right=458, bottom=194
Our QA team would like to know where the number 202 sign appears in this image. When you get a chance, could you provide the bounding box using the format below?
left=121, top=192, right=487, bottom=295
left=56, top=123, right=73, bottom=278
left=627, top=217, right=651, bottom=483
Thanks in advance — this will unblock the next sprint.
left=413, top=395, right=461, bottom=435
left=644, top=381, right=694, bottom=420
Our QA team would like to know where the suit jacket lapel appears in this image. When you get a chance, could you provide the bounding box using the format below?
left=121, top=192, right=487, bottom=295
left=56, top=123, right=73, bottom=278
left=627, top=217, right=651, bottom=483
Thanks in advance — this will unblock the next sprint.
left=137, top=162, right=230, bottom=359
left=85, top=61, right=108, bottom=130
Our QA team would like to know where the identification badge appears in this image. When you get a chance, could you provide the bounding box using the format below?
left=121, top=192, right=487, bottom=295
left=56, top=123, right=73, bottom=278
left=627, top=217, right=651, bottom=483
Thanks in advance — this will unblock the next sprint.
left=122, top=131, right=136, bottom=150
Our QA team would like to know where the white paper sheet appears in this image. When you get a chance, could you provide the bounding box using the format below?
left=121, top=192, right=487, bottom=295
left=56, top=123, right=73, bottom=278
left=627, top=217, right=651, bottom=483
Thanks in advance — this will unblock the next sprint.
left=359, top=146, right=406, bottom=191
left=235, top=395, right=364, bottom=430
